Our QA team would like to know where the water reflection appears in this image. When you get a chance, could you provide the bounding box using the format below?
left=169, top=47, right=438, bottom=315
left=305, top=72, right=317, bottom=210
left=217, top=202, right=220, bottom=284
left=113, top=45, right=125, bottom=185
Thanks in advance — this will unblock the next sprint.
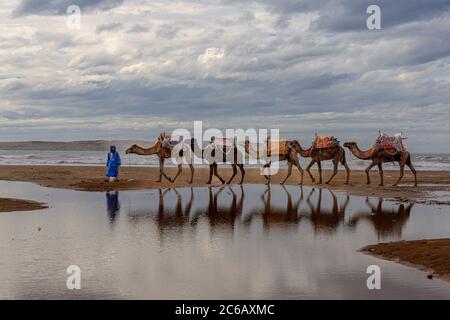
left=192, top=186, right=244, bottom=233
left=244, top=185, right=302, bottom=226
left=305, top=188, right=349, bottom=234
left=106, top=191, right=120, bottom=223
left=125, top=185, right=412, bottom=239
left=349, top=198, right=413, bottom=239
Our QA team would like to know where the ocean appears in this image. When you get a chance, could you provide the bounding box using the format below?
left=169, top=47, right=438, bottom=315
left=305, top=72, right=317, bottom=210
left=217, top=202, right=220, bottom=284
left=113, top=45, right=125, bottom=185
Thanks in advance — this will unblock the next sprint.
left=0, top=149, right=449, bottom=171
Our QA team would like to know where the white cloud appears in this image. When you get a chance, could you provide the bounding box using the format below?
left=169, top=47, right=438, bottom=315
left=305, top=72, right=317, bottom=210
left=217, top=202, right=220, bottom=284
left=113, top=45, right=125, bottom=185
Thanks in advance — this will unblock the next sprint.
left=0, top=0, right=448, bottom=151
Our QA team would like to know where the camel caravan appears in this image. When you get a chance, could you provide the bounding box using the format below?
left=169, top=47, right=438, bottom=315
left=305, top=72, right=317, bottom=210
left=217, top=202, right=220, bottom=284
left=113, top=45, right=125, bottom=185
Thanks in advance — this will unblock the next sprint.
left=125, top=131, right=417, bottom=187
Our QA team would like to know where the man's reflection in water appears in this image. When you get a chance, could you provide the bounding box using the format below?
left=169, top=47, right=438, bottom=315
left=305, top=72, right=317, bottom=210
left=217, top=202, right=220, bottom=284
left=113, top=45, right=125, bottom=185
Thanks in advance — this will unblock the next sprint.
left=349, top=197, right=413, bottom=240
left=106, top=191, right=120, bottom=223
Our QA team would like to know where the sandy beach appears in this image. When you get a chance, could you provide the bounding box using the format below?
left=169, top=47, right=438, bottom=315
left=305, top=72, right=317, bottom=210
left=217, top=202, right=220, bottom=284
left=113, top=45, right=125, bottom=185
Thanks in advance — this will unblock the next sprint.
left=0, top=165, right=448, bottom=198
left=361, top=239, right=450, bottom=281
left=0, top=197, right=47, bottom=213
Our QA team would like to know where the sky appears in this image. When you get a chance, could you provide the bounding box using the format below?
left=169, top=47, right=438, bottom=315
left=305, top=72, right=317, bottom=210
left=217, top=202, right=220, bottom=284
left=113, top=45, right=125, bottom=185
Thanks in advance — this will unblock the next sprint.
left=0, top=0, right=449, bottom=152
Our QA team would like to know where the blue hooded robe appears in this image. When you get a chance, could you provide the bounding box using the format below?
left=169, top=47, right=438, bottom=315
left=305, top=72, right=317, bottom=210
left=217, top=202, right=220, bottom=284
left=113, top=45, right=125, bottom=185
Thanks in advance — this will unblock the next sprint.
left=106, top=146, right=121, bottom=177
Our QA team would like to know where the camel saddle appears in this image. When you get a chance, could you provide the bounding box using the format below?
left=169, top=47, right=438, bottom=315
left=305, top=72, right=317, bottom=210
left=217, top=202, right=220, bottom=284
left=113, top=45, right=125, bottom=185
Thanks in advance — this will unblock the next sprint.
left=210, top=137, right=234, bottom=147
left=266, top=138, right=290, bottom=156
left=376, top=133, right=406, bottom=152
left=161, top=135, right=183, bottom=149
left=314, top=135, right=339, bottom=149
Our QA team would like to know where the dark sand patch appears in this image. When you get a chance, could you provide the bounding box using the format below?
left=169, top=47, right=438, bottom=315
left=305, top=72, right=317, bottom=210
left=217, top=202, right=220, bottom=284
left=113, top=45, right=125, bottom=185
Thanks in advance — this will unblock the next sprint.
left=361, top=239, right=450, bottom=281
left=0, top=198, right=47, bottom=213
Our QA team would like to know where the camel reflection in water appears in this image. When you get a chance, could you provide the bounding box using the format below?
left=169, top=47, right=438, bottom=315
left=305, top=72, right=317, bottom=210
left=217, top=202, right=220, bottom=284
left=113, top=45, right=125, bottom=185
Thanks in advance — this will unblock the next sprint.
left=348, top=198, right=413, bottom=239
left=125, top=185, right=412, bottom=239
left=243, top=185, right=303, bottom=227
left=305, top=188, right=349, bottom=234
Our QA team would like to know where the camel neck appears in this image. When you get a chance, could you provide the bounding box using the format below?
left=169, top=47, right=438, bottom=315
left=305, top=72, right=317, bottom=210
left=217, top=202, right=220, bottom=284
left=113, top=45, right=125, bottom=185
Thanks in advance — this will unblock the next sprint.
left=350, top=144, right=374, bottom=159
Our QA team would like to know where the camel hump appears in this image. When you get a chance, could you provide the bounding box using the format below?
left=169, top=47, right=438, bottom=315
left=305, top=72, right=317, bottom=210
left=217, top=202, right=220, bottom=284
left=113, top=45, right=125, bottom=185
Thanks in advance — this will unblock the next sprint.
left=376, top=132, right=406, bottom=152
left=314, top=135, right=340, bottom=149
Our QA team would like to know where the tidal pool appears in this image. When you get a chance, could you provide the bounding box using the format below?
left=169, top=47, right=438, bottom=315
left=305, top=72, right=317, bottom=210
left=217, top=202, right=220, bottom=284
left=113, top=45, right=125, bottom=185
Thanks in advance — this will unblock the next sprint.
left=0, top=181, right=449, bottom=299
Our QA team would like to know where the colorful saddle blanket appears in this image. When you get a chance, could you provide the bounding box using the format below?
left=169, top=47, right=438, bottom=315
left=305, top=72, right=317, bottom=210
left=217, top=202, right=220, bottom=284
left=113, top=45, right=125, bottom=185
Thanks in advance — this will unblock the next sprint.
left=375, top=133, right=405, bottom=152
left=314, top=136, right=339, bottom=149
left=161, top=135, right=183, bottom=149
left=266, top=139, right=290, bottom=156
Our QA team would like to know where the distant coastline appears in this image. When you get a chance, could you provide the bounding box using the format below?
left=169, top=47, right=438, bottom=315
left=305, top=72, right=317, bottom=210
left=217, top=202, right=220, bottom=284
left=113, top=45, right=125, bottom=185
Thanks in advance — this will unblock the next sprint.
left=0, top=141, right=448, bottom=171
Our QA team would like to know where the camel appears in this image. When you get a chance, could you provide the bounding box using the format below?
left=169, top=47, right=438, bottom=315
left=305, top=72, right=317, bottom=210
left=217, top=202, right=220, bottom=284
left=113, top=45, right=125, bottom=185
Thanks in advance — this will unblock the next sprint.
left=289, top=139, right=350, bottom=185
left=343, top=141, right=417, bottom=186
left=125, top=133, right=245, bottom=185
left=202, top=137, right=245, bottom=185
left=243, top=139, right=304, bottom=184
left=125, top=133, right=194, bottom=183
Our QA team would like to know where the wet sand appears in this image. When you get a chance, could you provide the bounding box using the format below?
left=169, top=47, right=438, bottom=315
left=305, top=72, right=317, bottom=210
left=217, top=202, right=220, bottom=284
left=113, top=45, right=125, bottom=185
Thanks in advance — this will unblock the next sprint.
left=0, top=165, right=448, bottom=200
left=361, top=239, right=450, bottom=281
left=0, top=197, right=47, bottom=213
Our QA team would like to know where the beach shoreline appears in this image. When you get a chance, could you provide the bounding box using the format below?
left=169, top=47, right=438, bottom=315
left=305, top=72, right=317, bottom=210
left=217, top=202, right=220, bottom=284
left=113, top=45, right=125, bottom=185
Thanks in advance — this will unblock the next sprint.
left=0, top=165, right=449, bottom=200
left=361, top=239, right=450, bottom=282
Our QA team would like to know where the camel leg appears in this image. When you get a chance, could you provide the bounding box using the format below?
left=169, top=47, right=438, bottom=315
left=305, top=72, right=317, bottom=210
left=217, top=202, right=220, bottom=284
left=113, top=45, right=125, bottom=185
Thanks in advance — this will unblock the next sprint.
left=157, top=158, right=172, bottom=182
left=393, top=162, right=405, bottom=187
left=343, top=159, right=350, bottom=185
left=305, top=159, right=315, bottom=183
left=281, top=160, right=293, bottom=185
left=293, top=157, right=304, bottom=185
left=377, top=163, right=384, bottom=186
left=325, top=159, right=338, bottom=184
left=157, top=158, right=163, bottom=182
left=206, top=164, right=213, bottom=184
left=188, top=163, right=194, bottom=184
left=238, top=164, right=245, bottom=185
left=365, top=160, right=378, bottom=185
left=213, top=164, right=225, bottom=184
left=170, top=164, right=183, bottom=183
left=406, top=156, right=417, bottom=187
left=263, top=163, right=271, bottom=185
left=227, top=164, right=237, bottom=184
left=317, top=161, right=322, bottom=184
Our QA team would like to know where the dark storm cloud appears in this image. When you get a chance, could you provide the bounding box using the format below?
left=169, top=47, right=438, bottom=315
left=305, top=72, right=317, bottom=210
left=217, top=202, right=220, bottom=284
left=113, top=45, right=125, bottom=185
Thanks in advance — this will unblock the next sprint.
left=229, top=0, right=450, bottom=31
left=2, top=0, right=449, bottom=150
left=12, top=0, right=124, bottom=16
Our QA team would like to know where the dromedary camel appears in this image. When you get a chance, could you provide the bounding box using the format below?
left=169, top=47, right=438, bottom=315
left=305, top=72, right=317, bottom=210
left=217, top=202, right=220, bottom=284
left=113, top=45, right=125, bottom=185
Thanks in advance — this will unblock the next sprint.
left=202, top=136, right=246, bottom=185
left=126, top=134, right=245, bottom=184
left=243, top=139, right=304, bottom=184
left=343, top=141, right=417, bottom=186
left=125, top=133, right=194, bottom=183
left=289, top=139, right=350, bottom=185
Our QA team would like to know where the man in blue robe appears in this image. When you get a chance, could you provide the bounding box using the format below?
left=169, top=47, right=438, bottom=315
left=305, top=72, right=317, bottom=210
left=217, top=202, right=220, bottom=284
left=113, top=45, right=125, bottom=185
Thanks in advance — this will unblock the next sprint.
left=106, top=145, right=121, bottom=181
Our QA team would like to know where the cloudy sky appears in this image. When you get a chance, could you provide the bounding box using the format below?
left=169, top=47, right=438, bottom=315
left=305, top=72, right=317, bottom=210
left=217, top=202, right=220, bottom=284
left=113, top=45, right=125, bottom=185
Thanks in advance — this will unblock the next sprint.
left=0, top=0, right=449, bottom=151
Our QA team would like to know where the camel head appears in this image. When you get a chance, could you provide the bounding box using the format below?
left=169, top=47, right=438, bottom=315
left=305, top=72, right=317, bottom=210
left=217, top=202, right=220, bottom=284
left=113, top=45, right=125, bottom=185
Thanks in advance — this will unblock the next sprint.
left=343, top=141, right=357, bottom=149
left=125, top=144, right=139, bottom=154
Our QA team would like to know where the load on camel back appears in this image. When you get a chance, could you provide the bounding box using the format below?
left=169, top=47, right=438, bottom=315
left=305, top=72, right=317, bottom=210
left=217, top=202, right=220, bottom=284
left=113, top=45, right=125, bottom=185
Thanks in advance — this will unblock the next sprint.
left=265, top=137, right=292, bottom=156
left=375, top=132, right=407, bottom=153
left=313, top=134, right=340, bottom=149
left=161, top=133, right=184, bottom=150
